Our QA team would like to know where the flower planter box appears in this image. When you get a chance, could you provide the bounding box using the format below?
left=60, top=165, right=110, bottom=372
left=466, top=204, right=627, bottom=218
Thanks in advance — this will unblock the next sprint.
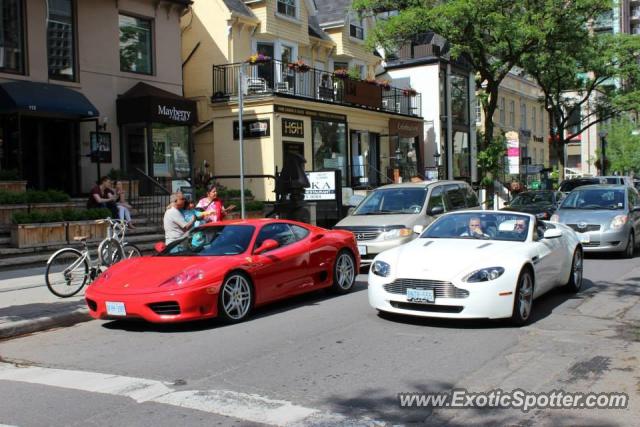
left=120, top=180, right=140, bottom=199
left=11, top=222, right=67, bottom=248
left=29, top=202, right=77, bottom=214
left=0, top=204, right=29, bottom=230
left=67, top=220, right=109, bottom=243
left=0, top=180, right=27, bottom=193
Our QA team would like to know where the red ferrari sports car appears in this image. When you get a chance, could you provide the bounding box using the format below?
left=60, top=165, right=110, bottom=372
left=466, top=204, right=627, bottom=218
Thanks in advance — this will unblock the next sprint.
left=85, top=218, right=359, bottom=323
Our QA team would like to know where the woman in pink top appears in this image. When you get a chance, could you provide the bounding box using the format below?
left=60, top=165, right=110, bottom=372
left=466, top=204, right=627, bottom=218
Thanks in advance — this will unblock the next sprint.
left=196, top=184, right=235, bottom=222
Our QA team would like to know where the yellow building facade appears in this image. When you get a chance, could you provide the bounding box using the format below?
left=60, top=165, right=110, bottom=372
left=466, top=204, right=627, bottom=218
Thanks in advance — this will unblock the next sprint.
left=181, top=0, right=424, bottom=201
left=477, top=70, right=551, bottom=184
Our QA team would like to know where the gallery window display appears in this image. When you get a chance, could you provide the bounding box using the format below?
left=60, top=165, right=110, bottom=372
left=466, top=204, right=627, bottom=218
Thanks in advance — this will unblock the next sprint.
left=312, top=120, right=347, bottom=185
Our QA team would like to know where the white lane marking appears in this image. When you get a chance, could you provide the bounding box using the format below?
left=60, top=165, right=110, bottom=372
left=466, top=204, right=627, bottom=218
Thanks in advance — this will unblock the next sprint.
left=0, top=363, right=384, bottom=426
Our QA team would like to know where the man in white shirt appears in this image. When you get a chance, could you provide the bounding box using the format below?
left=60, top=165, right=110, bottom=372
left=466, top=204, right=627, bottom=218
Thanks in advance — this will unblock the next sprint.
left=460, top=216, right=489, bottom=238
left=164, top=192, right=197, bottom=244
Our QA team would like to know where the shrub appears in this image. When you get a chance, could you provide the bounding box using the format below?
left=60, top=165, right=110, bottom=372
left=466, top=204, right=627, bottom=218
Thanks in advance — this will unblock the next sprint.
left=0, top=189, right=70, bottom=204
left=0, top=169, right=20, bottom=180
left=245, top=201, right=264, bottom=211
left=12, top=208, right=110, bottom=224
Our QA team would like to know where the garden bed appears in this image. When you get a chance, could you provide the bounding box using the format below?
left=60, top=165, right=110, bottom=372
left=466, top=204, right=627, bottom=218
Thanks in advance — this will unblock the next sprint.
left=11, top=222, right=67, bottom=248
left=67, top=220, right=109, bottom=243
left=0, top=180, right=27, bottom=193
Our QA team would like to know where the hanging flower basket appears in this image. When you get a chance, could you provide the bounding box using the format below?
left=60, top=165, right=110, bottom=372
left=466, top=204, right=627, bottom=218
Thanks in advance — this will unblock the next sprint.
left=247, top=53, right=271, bottom=64
left=287, top=60, right=310, bottom=73
left=334, top=68, right=349, bottom=79
left=403, top=88, right=418, bottom=97
left=376, top=79, right=391, bottom=90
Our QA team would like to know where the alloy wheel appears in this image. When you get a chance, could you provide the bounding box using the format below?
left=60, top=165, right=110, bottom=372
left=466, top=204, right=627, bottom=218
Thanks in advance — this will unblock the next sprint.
left=518, top=273, right=533, bottom=320
left=572, top=250, right=583, bottom=289
left=336, top=252, right=355, bottom=290
left=221, top=274, right=252, bottom=320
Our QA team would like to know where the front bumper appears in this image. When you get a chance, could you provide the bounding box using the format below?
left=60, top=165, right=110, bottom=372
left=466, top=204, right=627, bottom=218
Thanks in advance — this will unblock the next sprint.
left=85, top=283, right=220, bottom=323
left=368, top=271, right=517, bottom=320
left=574, top=227, right=628, bottom=253
left=357, top=236, right=415, bottom=265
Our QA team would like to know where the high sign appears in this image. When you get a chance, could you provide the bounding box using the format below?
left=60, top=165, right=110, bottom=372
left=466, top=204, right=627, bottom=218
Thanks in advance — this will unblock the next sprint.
left=282, top=118, right=304, bottom=138
left=304, top=171, right=336, bottom=200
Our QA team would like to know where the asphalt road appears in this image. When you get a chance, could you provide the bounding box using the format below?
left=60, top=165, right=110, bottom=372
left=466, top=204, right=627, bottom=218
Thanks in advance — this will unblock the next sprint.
left=1, top=254, right=639, bottom=426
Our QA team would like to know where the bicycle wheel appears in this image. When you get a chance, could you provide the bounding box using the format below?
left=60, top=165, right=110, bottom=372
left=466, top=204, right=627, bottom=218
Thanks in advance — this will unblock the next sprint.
left=98, top=238, right=124, bottom=267
left=45, top=249, right=89, bottom=298
left=122, top=243, right=142, bottom=259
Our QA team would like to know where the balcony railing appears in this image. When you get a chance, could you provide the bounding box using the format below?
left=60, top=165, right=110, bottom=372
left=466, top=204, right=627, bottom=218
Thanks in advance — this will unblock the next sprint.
left=212, top=59, right=422, bottom=117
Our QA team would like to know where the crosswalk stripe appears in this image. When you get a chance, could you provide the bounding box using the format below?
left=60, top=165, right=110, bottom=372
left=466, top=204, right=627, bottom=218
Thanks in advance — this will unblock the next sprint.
left=0, top=363, right=384, bottom=426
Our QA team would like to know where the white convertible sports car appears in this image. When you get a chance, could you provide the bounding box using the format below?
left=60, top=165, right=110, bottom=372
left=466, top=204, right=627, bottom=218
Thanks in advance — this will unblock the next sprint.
left=368, top=211, right=583, bottom=325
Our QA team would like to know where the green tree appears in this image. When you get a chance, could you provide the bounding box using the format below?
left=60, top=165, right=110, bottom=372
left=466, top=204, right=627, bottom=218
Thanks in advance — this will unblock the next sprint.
left=520, top=1, right=640, bottom=172
left=353, top=0, right=549, bottom=154
left=602, top=117, right=640, bottom=174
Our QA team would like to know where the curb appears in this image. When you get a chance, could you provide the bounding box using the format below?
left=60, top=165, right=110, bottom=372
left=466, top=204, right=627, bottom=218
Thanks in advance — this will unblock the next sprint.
left=0, top=307, right=91, bottom=340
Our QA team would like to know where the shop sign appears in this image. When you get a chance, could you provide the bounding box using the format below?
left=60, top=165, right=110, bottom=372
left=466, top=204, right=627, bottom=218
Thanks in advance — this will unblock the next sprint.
left=389, top=118, right=423, bottom=138
left=304, top=171, right=336, bottom=200
left=233, top=119, right=270, bottom=139
left=157, top=105, right=192, bottom=122
left=506, top=131, right=520, bottom=175
left=282, top=118, right=304, bottom=138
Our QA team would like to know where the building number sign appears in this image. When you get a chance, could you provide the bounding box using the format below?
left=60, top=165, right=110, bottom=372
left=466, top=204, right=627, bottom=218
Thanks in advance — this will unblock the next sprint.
left=282, top=118, right=304, bottom=138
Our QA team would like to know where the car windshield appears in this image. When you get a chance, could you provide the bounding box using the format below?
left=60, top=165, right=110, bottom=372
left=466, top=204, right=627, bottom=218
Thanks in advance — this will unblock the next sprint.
left=560, top=189, right=625, bottom=210
left=353, top=188, right=427, bottom=215
left=510, top=191, right=554, bottom=206
left=559, top=179, right=600, bottom=192
left=421, top=212, right=531, bottom=242
left=161, top=225, right=255, bottom=256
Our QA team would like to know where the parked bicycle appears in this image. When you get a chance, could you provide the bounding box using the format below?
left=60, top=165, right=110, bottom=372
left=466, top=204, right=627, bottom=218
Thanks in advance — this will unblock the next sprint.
left=45, top=218, right=141, bottom=298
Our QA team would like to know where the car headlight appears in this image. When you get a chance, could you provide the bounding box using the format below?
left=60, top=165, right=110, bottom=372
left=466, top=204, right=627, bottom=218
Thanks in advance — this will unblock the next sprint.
left=160, top=268, right=205, bottom=287
left=550, top=214, right=560, bottom=222
left=463, top=267, right=505, bottom=282
left=380, top=228, right=412, bottom=240
left=610, top=215, right=628, bottom=230
left=372, top=260, right=391, bottom=277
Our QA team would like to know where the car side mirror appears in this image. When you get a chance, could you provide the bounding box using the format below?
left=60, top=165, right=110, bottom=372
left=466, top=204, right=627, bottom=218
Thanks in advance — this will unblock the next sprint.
left=154, top=242, right=167, bottom=253
left=428, top=206, right=444, bottom=216
left=543, top=229, right=563, bottom=239
left=413, top=225, right=424, bottom=234
left=254, top=239, right=279, bottom=254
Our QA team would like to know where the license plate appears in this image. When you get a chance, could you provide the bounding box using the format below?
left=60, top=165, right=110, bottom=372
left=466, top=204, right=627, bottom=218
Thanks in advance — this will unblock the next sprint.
left=106, top=301, right=126, bottom=316
left=406, top=288, right=435, bottom=303
left=579, top=233, right=590, bottom=244
left=357, top=245, right=367, bottom=255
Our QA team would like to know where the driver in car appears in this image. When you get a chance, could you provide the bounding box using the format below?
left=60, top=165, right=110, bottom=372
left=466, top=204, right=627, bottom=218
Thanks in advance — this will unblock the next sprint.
left=460, top=217, right=489, bottom=238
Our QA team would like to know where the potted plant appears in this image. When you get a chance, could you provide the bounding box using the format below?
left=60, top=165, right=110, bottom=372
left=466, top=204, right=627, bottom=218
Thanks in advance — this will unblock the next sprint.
left=248, top=53, right=271, bottom=64
left=334, top=68, right=349, bottom=79
left=0, top=169, right=27, bottom=193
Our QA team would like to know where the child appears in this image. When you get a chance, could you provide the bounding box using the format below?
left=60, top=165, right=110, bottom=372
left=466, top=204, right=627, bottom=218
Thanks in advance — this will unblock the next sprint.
left=114, top=181, right=135, bottom=229
left=182, top=198, right=207, bottom=227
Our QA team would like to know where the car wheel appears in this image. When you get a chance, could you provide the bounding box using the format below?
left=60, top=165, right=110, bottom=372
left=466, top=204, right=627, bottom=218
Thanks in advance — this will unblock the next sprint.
left=623, top=232, right=635, bottom=259
left=218, top=272, right=253, bottom=323
left=330, top=250, right=356, bottom=294
left=564, top=248, right=583, bottom=293
left=511, top=269, right=534, bottom=326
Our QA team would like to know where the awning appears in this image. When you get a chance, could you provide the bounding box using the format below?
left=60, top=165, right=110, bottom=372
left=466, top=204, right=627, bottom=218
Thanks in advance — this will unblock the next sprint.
left=0, top=81, right=99, bottom=118
left=117, top=82, right=197, bottom=126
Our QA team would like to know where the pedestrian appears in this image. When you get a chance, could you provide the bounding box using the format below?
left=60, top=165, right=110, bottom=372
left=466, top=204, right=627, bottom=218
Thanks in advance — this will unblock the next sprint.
left=114, top=181, right=135, bottom=229
left=87, top=176, right=118, bottom=218
left=181, top=198, right=207, bottom=227
left=196, top=184, right=236, bottom=222
left=164, top=192, right=201, bottom=244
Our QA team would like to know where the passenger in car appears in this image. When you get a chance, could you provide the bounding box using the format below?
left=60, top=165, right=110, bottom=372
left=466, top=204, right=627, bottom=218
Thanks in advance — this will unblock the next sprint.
left=460, top=217, right=489, bottom=238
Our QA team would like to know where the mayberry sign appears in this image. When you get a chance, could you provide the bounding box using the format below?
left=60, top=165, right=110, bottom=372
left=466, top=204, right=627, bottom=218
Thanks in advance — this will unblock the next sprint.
left=117, top=83, right=197, bottom=126
left=157, top=105, right=192, bottom=123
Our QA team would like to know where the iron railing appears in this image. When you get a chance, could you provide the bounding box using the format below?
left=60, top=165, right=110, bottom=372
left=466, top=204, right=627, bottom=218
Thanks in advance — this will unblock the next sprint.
left=123, top=168, right=172, bottom=226
left=212, top=59, right=422, bottom=117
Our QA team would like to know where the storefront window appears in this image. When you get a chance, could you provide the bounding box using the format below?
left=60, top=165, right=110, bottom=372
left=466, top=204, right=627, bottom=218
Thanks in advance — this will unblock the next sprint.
left=450, top=73, right=469, bottom=125
left=313, top=120, right=347, bottom=185
left=0, top=0, right=25, bottom=74
left=47, top=0, right=76, bottom=81
left=453, top=131, right=470, bottom=179
left=396, top=137, right=418, bottom=182
left=351, top=131, right=379, bottom=187
left=119, top=14, right=153, bottom=74
left=151, top=123, right=190, bottom=179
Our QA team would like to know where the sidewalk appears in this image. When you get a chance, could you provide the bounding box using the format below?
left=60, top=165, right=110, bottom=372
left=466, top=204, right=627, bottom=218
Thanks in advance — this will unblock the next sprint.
left=0, top=267, right=90, bottom=340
